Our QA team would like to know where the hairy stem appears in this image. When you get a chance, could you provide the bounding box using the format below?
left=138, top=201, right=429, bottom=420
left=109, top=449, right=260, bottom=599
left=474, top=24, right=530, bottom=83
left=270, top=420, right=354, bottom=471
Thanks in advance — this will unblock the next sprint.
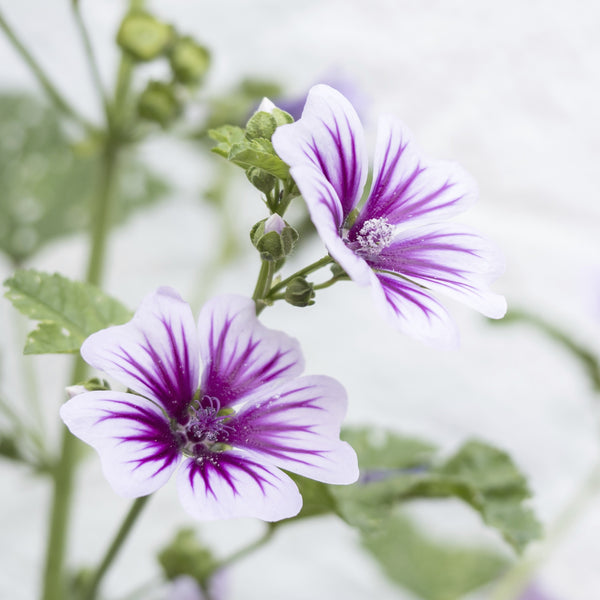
left=84, top=497, right=151, bottom=600
left=267, top=255, right=333, bottom=298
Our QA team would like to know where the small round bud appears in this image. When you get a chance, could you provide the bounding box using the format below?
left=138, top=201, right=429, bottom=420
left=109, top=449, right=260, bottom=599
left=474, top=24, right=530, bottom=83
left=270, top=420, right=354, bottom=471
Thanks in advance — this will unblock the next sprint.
left=117, top=12, right=174, bottom=62
left=169, top=36, right=210, bottom=85
left=285, top=277, right=315, bottom=307
left=250, top=216, right=298, bottom=261
left=137, top=81, right=181, bottom=127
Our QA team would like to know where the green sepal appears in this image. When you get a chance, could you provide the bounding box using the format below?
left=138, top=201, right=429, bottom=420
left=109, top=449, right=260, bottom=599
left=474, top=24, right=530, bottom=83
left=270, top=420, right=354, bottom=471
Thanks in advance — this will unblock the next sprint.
left=169, top=36, right=210, bottom=85
left=284, top=277, right=315, bottom=307
left=116, top=11, right=174, bottom=61
left=271, top=107, right=294, bottom=126
left=246, top=167, right=277, bottom=194
left=3, top=269, right=132, bottom=354
left=137, top=81, right=181, bottom=127
left=158, top=528, right=219, bottom=589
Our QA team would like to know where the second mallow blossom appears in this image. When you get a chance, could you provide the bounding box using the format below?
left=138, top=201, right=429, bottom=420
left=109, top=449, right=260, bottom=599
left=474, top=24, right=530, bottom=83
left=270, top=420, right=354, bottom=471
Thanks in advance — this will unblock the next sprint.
left=60, top=288, right=358, bottom=521
left=272, top=85, right=507, bottom=347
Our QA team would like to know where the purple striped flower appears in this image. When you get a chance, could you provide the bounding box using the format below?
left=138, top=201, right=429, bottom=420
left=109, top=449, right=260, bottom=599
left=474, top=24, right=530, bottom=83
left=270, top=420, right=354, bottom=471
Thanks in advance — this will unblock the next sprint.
left=272, top=85, right=507, bottom=347
left=60, top=288, right=358, bottom=521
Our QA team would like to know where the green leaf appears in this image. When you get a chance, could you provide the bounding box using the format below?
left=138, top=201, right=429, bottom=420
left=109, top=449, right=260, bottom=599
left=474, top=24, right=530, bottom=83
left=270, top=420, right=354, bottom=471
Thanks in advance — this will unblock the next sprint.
left=208, top=125, right=245, bottom=158
left=0, top=93, right=168, bottom=263
left=4, top=269, right=131, bottom=354
left=287, top=473, right=338, bottom=520
left=228, top=139, right=289, bottom=179
left=434, top=441, right=542, bottom=552
left=331, top=429, right=541, bottom=553
left=362, top=512, right=508, bottom=600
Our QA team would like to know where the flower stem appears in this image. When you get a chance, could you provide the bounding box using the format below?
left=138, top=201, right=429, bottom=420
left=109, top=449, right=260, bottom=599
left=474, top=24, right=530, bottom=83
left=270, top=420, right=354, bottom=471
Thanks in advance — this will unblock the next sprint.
left=267, top=255, right=333, bottom=298
left=41, top=137, right=121, bottom=600
left=218, top=523, right=277, bottom=569
left=83, top=496, right=151, bottom=600
left=0, top=7, right=96, bottom=133
left=490, top=459, right=600, bottom=600
left=252, top=260, right=276, bottom=314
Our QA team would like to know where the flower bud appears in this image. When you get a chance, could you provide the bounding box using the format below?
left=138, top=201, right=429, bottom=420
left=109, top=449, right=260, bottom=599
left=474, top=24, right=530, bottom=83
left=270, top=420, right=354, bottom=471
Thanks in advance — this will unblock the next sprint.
left=285, top=277, right=315, bottom=307
left=169, top=36, right=210, bottom=85
left=250, top=215, right=298, bottom=261
left=117, top=12, right=174, bottom=62
left=137, top=81, right=181, bottom=127
left=245, top=111, right=277, bottom=141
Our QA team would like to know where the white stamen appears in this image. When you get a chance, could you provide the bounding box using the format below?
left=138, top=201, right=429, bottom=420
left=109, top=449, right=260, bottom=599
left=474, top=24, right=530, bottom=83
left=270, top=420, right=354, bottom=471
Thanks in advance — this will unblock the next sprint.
left=356, top=218, right=394, bottom=255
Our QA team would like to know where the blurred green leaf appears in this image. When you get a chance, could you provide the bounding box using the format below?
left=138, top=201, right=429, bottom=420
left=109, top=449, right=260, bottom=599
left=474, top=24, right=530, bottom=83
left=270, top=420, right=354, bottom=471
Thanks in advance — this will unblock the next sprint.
left=228, top=138, right=289, bottom=179
left=0, top=93, right=168, bottom=263
left=4, top=269, right=131, bottom=354
left=208, top=125, right=245, bottom=158
left=362, top=512, right=508, bottom=600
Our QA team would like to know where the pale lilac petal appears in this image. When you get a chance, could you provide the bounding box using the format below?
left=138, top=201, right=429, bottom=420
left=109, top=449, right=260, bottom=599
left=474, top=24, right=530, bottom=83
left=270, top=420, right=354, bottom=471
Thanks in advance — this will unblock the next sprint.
left=81, top=287, right=199, bottom=421
left=371, top=272, right=459, bottom=348
left=198, top=295, right=304, bottom=408
left=228, top=375, right=358, bottom=484
left=289, top=165, right=373, bottom=286
left=60, top=391, right=179, bottom=497
left=272, top=84, right=368, bottom=217
left=373, top=224, right=507, bottom=318
left=177, top=452, right=302, bottom=521
left=357, top=115, right=477, bottom=228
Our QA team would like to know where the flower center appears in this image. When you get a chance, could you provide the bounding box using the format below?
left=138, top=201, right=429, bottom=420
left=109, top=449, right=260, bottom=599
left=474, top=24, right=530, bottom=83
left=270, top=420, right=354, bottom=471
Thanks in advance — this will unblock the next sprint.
left=355, top=218, right=394, bottom=256
left=175, top=395, right=233, bottom=457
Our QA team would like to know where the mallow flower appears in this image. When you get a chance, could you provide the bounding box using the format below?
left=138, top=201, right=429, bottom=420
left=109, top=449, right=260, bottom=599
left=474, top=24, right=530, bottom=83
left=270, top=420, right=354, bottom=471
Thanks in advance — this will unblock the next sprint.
left=60, top=288, right=358, bottom=521
left=272, top=85, right=507, bottom=347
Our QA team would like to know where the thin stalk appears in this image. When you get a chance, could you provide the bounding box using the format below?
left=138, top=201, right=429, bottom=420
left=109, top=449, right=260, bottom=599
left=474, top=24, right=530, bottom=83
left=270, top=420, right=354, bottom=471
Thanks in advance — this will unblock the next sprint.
left=71, top=0, right=111, bottom=119
left=267, top=255, right=332, bottom=298
left=218, top=523, right=277, bottom=569
left=490, top=460, right=600, bottom=600
left=0, top=8, right=96, bottom=132
left=41, top=139, right=121, bottom=600
left=84, top=496, right=151, bottom=600
left=252, top=260, right=275, bottom=315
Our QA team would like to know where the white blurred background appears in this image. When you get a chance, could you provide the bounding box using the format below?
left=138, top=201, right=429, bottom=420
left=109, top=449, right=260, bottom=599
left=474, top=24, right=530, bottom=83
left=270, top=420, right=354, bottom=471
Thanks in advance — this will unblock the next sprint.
left=1, top=1, right=600, bottom=599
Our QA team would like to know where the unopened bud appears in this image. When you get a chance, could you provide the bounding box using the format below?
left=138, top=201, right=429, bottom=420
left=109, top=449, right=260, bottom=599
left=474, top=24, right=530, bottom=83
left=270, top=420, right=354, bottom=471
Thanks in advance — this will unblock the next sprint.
left=138, top=81, right=181, bottom=127
left=285, top=277, right=315, bottom=307
left=246, top=167, right=277, bottom=194
left=117, top=12, right=173, bottom=61
left=169, top=36, right=210, bottom=85
left=250, top=216, right=298, bottom=261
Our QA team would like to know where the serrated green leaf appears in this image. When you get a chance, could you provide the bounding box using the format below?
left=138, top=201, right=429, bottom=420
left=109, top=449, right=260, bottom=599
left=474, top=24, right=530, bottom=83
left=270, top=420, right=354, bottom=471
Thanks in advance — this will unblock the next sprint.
left=4, top=269, right=131, bottom=354
left=330, top=430, right=541, bottom=553
left=0, top=93, right=168, bottom=263
left=228, top=139, right=289, bottom=179
left=362, top=512, right=508, bottom=600
left=208, top=125, right=245, bottom=157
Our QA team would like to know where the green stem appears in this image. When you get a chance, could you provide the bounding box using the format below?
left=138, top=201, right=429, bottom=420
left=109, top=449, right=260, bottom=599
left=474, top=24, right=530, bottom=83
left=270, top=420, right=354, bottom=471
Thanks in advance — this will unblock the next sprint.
left=252, top=260, right=275, bottom=315
left=490, top=460, right=600, bottom=600
left=71, top=0, right=111, bottom=120
left=84, top=496, right=151, bottom=600
left=218, top=523, right=277, bottom=569
left=267, top=255, right=333, bottom=298
left=0, top=8, right=96, bottom=132
left=41, top=139, right=121, bottom=600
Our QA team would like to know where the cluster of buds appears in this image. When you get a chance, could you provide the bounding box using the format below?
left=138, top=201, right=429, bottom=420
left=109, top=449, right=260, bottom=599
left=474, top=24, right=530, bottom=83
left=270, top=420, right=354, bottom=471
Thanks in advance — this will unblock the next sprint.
left=117, top=11, right=211, bottom=127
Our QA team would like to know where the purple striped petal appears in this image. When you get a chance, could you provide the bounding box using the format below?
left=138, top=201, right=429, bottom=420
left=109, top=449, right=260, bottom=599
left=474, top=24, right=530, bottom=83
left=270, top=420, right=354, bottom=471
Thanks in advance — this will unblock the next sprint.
left=272, top=84, right=368, bottom=218
left=198, top=295, right=303, bottom=408
left=371, top=272, right=459, bottom=348
left=81, top=287, right=199, bottom=421
left=373, top=224, right=507, bottom=318
left=60, top=391, right=180, bottom=497
left=356, top=115, right=477, bottom=229
left=288, top=165, right=373, bottom=286
left=228, top=375, right=358, bottom=484
left=176, top=451, right=302, bottom=521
